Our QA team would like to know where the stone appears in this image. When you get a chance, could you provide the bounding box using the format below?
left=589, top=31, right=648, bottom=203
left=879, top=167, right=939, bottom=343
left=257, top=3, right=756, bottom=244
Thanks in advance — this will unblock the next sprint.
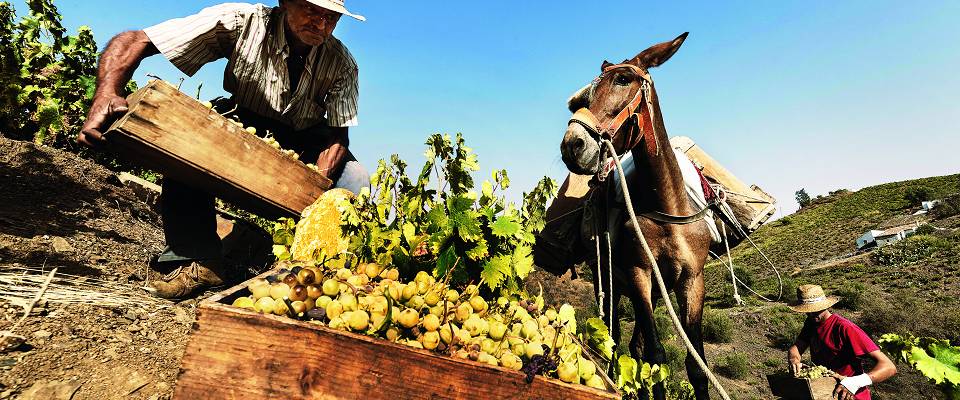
left=32, top=329, right=52, bottom=340
left=50, top=237, right=74, bottom=253
left=19, top=380, right=81, bottom=400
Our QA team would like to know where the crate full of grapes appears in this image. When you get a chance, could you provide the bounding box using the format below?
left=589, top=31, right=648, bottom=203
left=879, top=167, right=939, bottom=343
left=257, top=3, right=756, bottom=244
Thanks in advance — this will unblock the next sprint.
left=767, top=365, right=839, bottom=400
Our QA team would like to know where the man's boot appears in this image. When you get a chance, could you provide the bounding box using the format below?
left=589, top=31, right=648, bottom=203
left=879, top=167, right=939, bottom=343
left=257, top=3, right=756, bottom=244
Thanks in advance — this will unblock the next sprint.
left=147, top=260, right=226, bottom=299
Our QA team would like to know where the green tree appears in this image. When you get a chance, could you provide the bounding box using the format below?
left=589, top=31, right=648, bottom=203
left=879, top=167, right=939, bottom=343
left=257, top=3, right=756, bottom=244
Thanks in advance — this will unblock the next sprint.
left=795, top=188, right=812, bottom=208
left=904, top=186, right=933, bottom=206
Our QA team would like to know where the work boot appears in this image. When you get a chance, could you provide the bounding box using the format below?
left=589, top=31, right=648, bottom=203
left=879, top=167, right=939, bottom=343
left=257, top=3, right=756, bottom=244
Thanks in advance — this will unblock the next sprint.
left=147, top=260, right=226, bottom=299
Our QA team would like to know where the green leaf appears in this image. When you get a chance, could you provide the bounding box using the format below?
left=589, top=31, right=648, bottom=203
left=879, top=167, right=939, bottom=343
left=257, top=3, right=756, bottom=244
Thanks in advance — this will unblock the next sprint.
left=272, top=245, right=291, bottom=261
left=583, top=317, right=615, bottom=360
left=558, top=303, right=576, bottom=334
left=617, top=355, right=639, bottom=395
left=465, top=237, right=489, bottom=261
left=480, top=255, right=512, bottom=290
left=911, top=346, right=960, bottom=386
left=490, top=215, right=521, bottom=238
left=434, top=246, right=458, bottom=278
left=512, top=244, right=534, bottom=280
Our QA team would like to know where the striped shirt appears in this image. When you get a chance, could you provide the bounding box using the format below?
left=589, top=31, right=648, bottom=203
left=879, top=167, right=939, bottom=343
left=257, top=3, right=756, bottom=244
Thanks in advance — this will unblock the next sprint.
left=143, top=3, right=359, bottom=130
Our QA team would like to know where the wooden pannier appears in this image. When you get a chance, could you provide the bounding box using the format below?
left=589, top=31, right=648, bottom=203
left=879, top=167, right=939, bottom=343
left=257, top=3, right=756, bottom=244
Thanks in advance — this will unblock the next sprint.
left=173, top=272, right=621, bottom=400
left=105, top=80, right=332, bottom=218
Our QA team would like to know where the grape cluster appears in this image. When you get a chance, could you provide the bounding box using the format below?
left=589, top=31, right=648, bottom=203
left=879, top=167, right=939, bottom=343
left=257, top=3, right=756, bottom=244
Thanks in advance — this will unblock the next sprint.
left=230, top=260, right=607, bottom=390
left=794, top=364, right=832, bottom=379
left=203, top=100, right=311, bottom=166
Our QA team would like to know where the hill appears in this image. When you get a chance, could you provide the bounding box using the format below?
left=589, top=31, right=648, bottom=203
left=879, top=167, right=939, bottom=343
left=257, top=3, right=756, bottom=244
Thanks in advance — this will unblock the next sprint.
left=530, top=173, right=960, bottom=399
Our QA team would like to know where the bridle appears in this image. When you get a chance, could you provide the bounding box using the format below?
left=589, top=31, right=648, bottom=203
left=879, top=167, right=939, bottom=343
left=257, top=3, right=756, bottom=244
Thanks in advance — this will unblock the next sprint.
left=570, top=63, right=712, bottom=225
left=567, top=63, right=661, bottom=160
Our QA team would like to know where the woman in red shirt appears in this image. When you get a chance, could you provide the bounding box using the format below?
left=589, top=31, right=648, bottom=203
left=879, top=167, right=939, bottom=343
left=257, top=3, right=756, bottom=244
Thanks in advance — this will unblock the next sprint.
left=787, top=284, right=897, bottom=400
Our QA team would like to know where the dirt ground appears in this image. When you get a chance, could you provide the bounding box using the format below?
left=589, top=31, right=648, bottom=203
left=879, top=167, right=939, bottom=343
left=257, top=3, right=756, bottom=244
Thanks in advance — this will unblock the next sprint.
left=0, top=137, right=197, bottom=400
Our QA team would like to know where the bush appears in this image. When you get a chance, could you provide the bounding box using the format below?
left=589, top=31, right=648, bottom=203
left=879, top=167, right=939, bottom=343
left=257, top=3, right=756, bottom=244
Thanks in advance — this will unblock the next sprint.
left=663, top=341, right=686, bottom=375
left=915, top=223, right=935, bottom=235
left=834, top=282, right=866, bottom=311
left=767, top=308, right=804, bottom=350
left=715, top=352, right=750, bottom=379
left=859, top=292, right=960, bottom=344
left=904, top=186, right=932, bottom=206
left=870, top=235, right=949, bottom=266
left=702, top=308, right=732, bottom=343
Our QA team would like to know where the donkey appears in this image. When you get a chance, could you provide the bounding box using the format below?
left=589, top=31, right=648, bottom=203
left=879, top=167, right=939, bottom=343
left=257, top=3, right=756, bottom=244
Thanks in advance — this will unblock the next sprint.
left=540, top=33, right=716, bottom=400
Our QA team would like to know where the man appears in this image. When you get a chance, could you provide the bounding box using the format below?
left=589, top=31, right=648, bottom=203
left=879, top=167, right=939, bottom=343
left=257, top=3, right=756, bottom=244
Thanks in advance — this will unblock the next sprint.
left=787, top=284, right=897, bottom=400
left=77, top=0, right=369, bottom=299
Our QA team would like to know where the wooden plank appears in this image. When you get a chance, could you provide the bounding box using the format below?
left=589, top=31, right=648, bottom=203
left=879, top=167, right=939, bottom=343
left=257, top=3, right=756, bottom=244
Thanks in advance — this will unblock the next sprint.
left=174, top=273, right=620, bottom=400
left=105, top=80, right=331, bottom=218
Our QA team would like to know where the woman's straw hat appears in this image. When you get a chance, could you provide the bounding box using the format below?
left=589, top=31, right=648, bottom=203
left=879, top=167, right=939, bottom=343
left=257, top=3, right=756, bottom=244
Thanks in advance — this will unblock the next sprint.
left=787, top=284, right=840, bottom=313
left=305, top=0, right=365, bottom=21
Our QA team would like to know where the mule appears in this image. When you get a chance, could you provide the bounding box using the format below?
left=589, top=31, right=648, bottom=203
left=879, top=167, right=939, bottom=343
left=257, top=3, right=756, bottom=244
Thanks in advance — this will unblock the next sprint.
left=543, top=33, right=716, bottom=400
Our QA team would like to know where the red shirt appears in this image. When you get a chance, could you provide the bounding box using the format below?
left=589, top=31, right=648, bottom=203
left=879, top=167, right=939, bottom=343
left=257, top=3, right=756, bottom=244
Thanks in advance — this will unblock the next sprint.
left=799, top=314, right=880, bottom=400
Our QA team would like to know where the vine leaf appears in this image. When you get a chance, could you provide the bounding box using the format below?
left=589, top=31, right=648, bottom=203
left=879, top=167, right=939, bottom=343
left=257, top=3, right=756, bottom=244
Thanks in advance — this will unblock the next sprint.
left=512, top=244, right=534, bottom=280
left=480, top=255, right=511, bottom=290
left=490, top=215, right=521, bottom=238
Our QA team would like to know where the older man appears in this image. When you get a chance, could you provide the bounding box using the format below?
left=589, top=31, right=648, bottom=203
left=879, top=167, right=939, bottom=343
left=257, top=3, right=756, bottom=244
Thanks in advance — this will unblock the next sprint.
left=78, top=0, right=369, bottom=298
left=787, top=284, right=897, bottom=400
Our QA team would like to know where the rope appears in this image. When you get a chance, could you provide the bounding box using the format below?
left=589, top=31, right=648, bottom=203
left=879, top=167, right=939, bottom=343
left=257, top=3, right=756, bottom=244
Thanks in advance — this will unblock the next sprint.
left=605, top=232, right=614, bottom=332
left=595, top=235, right=605, bottom=322
left=721, top=224, right=743, bottom=306
left=602, top=139, right=732, bottom=400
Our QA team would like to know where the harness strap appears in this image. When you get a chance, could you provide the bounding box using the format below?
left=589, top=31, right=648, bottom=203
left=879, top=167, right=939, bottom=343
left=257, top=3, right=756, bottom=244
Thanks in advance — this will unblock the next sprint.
left=640, top=206, right=712, bottom=225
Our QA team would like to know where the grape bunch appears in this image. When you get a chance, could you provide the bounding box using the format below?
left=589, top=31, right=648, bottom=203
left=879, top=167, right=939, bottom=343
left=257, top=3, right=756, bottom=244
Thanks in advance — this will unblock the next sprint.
left=794, top=364, right=832, bottom=380
left=230, top=259, right=607, bottom=390
left=201, top=100, right=311, bottom=165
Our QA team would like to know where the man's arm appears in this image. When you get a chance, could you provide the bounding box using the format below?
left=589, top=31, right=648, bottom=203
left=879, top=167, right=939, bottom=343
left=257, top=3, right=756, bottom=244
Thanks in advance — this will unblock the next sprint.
left=315, top=127, right=350, bottom=181
left=78, top=30, right=159, bottom=147
left=787, top=339, right=809, bottom=375
left=834, top=348, right=897, bottom=400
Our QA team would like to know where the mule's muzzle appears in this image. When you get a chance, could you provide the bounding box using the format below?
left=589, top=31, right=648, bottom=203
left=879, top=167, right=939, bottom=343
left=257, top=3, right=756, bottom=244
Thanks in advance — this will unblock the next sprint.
left=561, top=124, right=601, bottom=175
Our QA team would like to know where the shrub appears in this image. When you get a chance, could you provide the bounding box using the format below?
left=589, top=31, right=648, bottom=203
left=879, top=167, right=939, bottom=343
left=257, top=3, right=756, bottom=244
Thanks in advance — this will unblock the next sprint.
left=767, top=308, right=804, bottom=350
left=655, top=307, right=675, bottom=342
left=663, top=341, right=686, bottom=375
left=859, top=292, right=960, bottom=344
left=715, top=352, right=750, bottom=379
left=904, top=186, right=932, bottom=206
left=702, top=308, right=732, bottom=343
left=834, top=282, right=866, bottom=311
left=914, top=223, right=935, bottom=235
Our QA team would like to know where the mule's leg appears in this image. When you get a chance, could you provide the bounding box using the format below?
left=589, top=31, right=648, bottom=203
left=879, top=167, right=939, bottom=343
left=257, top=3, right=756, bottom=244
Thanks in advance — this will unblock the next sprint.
left=626, top=268, right=667, bottom=400
left=677, top=270, right=710, bottom=400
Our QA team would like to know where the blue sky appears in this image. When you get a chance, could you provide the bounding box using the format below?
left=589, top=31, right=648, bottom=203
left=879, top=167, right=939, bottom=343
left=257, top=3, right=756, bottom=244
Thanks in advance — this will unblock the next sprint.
left=14, top=1, right=959, bottom=215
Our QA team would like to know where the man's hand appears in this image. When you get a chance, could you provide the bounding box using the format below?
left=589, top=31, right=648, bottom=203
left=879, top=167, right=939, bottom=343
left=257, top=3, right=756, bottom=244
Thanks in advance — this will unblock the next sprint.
left=835, top=373, right=871, bottom=400
left=78, top=93, right=129, bottom=147
left=833, top=382, right=855, bottom=400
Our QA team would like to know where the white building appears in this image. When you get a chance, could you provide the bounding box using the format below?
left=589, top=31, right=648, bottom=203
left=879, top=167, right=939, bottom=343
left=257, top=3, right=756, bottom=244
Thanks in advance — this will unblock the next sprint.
left=856, top=224, right=920, bottom=249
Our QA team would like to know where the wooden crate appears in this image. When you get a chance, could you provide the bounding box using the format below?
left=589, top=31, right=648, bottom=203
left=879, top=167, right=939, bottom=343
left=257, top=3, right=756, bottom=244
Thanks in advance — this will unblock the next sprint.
left=173, top=273, right=621, bottom=400
left=105, top=80, right=332, bottom=218
left=767, top=373, right=837, bottom=400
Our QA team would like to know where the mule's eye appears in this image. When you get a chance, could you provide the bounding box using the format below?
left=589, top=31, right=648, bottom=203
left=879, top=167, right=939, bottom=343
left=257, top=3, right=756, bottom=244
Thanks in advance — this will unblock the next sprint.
left=614, top=74, right=631, bottom=86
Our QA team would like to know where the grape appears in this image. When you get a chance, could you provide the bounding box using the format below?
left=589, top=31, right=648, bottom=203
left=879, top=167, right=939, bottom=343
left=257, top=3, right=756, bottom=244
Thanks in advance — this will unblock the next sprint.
left=305, top=308, right=326, bottom=320
left=400, top=283, right=417, bottom=301
left=557, top=361, right=579, bottom=384
left=579, top=357, right=597, bottom=380
left=326, top=300, right=344, bottom=320
left=488, top=321, right=507, bottom=341
left=524, top=342, right=544, bottom=359
left=250, top=283, right=271, bottom=300
left=281, top=274, right=298, bottom=287
left=421, top=331, right=440, bottom=350
left=500, top=352, right=523, bottom=371
left=469, top=296, right=488, bottom=314
left=422, top=314, right=440, bottom=332
left=232, top=296, right=256, bottom=310
left=349, top=310, right=370, bottom=331
left=321, top=279, right=340, bottom=296
left=397, top=308, right=419, bottom=329
left=340, top=292, right=358, bottom=311
left=289, top=285, right=308, bottom=302
left=269, top=283, right=290, bottom=300
left=306, top=285, right=322, bottom=299
left=585, top=374, right=605, bottom=390
left=202, top=101, right=213, bottom=109
left=297, top=269, right=316, bottom=285
left=424, top=291, right=440, bottom=307
left=363, top=263, right=381, bottom=279
left=445, top=289, right=459, bottom=302
left=290, top=300, right=308, bottom=315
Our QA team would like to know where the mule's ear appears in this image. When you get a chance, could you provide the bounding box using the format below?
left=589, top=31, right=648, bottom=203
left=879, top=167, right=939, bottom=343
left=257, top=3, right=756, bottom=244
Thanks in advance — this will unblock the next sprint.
left=600, top=60, right=613, bottom=72
left=567, top=83, right=592, bottom=113
left=631, top=32, right=688, bottom=69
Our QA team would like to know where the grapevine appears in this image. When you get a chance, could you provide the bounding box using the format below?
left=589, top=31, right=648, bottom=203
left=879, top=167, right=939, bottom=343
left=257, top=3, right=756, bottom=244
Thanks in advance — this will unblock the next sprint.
left=878, top=333, right=960, bottom=399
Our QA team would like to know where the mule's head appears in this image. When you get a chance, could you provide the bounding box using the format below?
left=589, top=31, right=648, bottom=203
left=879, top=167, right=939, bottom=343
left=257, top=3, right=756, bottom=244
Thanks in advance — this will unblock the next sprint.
left=560, top=32, right=689, bottom=175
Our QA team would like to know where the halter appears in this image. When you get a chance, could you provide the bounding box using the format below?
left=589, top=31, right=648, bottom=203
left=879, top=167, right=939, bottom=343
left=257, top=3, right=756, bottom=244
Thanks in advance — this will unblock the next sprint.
left=567, top=63, right=660, bottom=159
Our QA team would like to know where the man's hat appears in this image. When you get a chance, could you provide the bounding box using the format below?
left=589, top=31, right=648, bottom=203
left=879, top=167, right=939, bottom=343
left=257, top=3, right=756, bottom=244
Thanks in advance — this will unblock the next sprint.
left=306, top=0, right=365, bottom=21
left=787, top=284, right=840, bottom=313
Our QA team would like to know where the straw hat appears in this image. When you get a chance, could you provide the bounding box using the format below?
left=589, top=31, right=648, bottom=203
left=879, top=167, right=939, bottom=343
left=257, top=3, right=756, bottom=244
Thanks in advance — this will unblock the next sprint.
left=305, top=0, right=365, bottom=21
left=787, top=284, right=840, bottom=313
